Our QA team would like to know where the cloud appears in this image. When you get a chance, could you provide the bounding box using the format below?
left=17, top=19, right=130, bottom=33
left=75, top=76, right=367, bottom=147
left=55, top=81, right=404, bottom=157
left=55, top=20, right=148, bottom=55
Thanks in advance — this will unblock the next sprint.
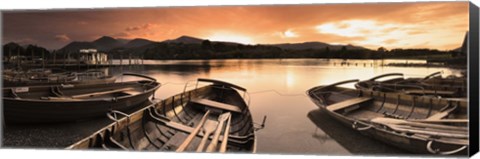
left=283, top=29, right=298, bottom=38
left=54, top=34, right=71, bottom=42
left=383, top=39, right=398, bottom=45
left=315, top=20, right=400, bottom=38
left=111, top=32, right=133, bottom=38
left=15, top=38, right=37, bottom=45
left=126, top=23, right=157, bottom=32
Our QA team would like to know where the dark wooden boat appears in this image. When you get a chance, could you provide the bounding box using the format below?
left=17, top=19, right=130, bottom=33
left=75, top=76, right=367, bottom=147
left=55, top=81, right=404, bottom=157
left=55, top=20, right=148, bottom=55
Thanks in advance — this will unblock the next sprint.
left=66, top=78, right=260, bottom=153
left=3, top=68, right=77, bottom=87
left=3, top=68, right=117, bottom=87
left=355, top=72, right=467, bottom=98
left=307, top=79, right=468, bottom=155
left=3, top=73, right=160, bottom=123
left=73, top=70, right=117, bottom=85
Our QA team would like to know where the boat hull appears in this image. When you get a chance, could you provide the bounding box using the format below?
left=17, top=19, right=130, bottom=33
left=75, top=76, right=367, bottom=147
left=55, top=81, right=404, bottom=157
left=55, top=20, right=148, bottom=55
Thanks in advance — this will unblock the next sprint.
left=3, top=80, right=160, bottom=123
left=307, top=84, right=468, bottom=156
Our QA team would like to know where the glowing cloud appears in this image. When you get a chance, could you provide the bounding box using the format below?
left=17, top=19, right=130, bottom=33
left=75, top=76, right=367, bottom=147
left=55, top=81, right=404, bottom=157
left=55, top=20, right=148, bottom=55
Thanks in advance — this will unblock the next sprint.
left=315, top=20, right=398, bottom=37
left=283, top=29, right=298, bottom=38
left=206, top=32, right=254, bottom=44
left=314, top=19, right=465, bottom=50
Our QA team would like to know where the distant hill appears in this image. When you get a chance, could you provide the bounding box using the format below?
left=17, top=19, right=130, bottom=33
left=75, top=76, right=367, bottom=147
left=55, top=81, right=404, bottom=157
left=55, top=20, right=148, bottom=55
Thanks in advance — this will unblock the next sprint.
left=272, top=42, right=367, bottom=51
left=59, top=41, right=96, bottom=53
left=163, top=35, right=204, bottom=44
left=92, top=36, right=124, bottom=51
left=123, top=38, right=155, bottom=48
left=58, top=34, right=368, bottom=54
left=116, top=38, right=131, bottom=45
left=60, top=36, right=127, bottom=52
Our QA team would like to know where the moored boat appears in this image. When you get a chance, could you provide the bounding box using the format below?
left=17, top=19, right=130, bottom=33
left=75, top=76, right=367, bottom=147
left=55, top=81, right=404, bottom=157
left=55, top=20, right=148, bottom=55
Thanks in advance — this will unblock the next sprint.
left=3, top=68, right=117, bottom=87
left=355, top=72, right=467, bottom=98
left=3, top=73, right=160, bottom=123
left=307, top=79, right=468, bottom=155
left=66, top=78, right=259, bottom=153
left=73, top=70, right=117, bottom=85
left=3, top=68, right=76, bottom=87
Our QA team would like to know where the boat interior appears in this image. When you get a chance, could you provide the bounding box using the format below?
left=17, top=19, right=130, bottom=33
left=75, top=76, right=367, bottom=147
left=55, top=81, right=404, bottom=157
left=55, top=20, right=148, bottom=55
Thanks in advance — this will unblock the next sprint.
left=67, top=79, right=258, bottom=153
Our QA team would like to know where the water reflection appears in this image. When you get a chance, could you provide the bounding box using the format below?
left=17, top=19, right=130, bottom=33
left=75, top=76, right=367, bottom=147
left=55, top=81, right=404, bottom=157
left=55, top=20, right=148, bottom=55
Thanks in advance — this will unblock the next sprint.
left=307, top=109, right=408, bottom=155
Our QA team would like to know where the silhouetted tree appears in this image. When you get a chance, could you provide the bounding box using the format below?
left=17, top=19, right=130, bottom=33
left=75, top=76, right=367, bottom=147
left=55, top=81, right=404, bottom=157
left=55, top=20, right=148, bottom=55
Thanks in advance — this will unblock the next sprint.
left=201, top=40, right=212, bottom=50
left=377, top=47, right=387, bottom=53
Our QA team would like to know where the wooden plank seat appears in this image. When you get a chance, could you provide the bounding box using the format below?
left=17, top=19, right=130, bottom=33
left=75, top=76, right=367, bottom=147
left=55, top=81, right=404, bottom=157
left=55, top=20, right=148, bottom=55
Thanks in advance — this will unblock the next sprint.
left=190, top=98, right=242, bottom=113
left=326, top=97, right=372, bottom=111
left=426, top=106, right=457, bottom=120
left=426, top=112, right=450, bottom=120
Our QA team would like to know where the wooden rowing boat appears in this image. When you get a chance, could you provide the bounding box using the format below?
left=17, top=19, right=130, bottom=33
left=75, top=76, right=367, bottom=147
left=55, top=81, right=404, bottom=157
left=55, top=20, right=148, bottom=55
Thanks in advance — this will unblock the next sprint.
left=3, top=69, right=117, bottom=87
left=355, top=72, right=467, bottom=98
left=72, top=70, right=117, bottom=85
left=66, top=78, right=259, bottom=153
left=307, top=79, right=468, bottom=155
left=4, top=68, right=76, bottom=87
left=3, top=73, right=160, bottom=123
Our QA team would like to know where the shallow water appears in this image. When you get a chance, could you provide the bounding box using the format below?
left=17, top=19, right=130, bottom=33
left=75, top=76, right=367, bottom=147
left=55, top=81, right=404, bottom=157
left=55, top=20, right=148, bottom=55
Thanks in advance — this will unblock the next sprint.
left=109, top=58, right=461, bottom=155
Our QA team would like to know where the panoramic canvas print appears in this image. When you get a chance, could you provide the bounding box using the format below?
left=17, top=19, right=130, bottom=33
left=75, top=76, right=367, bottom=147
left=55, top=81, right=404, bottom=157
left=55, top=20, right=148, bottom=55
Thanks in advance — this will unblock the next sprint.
left=1, top=1, right=471, bottom=157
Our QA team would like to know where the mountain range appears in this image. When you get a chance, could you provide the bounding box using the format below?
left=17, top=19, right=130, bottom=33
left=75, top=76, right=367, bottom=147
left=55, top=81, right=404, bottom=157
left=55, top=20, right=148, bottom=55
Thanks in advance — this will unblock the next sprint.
left=58, top=35, right=368, bottom=53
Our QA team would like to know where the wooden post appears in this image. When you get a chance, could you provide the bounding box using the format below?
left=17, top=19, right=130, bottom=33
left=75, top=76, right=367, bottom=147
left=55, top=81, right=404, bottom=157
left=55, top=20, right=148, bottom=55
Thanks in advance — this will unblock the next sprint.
left=128, top=53, right=132, bottom=66
left=8, top=49, right=11, bottom=63
left=120, top=54, right=123, bottom=66
left=42, top=49, right=45, bottom=70
left=78, top=52, right=82, bottom=70
left=53, top=50, right=56, bottom=65
left=95, top=53, right=99, bottom=68
left=63, top=52, right=67, bottom=68
left=109, top=53, right=112, bottom=65
left=31, top=48, right=34, bottom=64
left=17, top=48, right=21, bottom=69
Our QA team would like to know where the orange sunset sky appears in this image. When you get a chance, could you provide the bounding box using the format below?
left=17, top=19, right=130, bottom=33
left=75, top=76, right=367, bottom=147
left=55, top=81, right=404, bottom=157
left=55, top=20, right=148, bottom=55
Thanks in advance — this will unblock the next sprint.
left=2, top=1, right=469, bottom=50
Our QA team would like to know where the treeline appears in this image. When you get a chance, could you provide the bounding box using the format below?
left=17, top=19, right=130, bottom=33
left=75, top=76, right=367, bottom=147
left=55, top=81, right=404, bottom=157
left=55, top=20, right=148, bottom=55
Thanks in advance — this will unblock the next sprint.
left=108, top=40, right=457, bottom=60
left=3, top=43, right=51, bottom=59
left=3, top=40, right=460, bottom=61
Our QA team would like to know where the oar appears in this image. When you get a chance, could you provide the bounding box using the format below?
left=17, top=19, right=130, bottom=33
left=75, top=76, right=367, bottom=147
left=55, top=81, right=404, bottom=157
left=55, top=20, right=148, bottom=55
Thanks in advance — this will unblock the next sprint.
left=196, top=119, right=218, bottom=152
left=176, top=110, right=211, bottom=152
left=206, top=112, right=231, bottom=152
left=219, top=113, right=232, bottom=152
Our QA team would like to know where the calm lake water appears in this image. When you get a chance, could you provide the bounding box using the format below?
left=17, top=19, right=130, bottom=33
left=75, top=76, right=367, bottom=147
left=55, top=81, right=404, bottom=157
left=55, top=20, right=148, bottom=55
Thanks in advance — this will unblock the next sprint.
left=109, top=58, right=462, bottom=155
